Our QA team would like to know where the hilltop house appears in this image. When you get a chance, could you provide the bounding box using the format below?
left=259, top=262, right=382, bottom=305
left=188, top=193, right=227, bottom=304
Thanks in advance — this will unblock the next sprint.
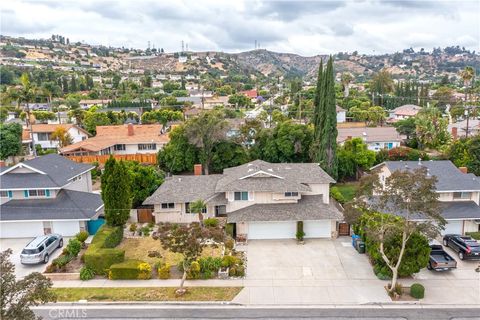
left=0, top=154, right=103, bottom=238
left=60, top=124, right=169, bottom=156
left=24, top=124, right=89, bottom=151
left=372, top=160, right=480, bottom=235
left=144, top=160, right=344, bottom=240
left=388, top=104, right=421, bottom=122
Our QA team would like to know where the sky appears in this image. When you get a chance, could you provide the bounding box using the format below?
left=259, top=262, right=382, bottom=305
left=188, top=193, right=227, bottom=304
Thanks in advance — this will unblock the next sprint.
left=1, top=0, right=479, bottom=56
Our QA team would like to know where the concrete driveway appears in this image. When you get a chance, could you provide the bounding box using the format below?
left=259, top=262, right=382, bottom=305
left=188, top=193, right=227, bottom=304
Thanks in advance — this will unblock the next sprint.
left=0, top=238, right=64, bottom=279
left=234, top=238, right=391, bottom=305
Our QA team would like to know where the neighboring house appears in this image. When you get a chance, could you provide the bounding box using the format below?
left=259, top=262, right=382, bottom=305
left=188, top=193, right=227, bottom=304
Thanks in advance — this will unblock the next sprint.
left=176, top=96, right=203, bottom=108
left=388, top=104, right=421, bottom=122
left=337, top=126, right=403, bottom=152
left=60, top=124, right=169, bottom=156
left=0, top=154, right=103, bottom=238
left=144, top=160, right=344, bottom=240
left=204, top=96, right=230, bottom=109
left=372, top=160, right=480, bottom=235
left=336, top=106, right=346, bottom=123
left=79, top=99, right=112, bottom=109
left=226, top=118, right=245, bottom=139
left=188, top=89, right=213, bottom=98
left=240, top=89, right=258, bottom=100
left=25, top=124, right=89, bottom=151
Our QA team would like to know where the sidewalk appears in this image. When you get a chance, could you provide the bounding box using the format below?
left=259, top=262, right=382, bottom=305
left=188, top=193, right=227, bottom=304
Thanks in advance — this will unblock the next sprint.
left=52, top=279, right=244, bottom=288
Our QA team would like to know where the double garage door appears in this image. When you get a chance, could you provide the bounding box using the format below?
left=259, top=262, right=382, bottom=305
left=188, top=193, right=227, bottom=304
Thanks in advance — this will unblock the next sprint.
left=248, top=220, right=331, bottom=240
left=441, top=220, right=463, bottom=235
left=0, top=221, right=81, bottom=238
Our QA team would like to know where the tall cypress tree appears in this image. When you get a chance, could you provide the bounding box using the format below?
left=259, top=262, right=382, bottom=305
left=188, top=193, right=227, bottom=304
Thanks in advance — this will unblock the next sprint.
left=104, top=160, right=132, bottom=226
left=312, top=57, right=338, bottom=179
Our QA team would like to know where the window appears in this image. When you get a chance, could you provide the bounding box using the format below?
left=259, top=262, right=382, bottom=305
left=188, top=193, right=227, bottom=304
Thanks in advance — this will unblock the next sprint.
left=234, top=191, right=249, bottom=201
left=28, top=189, right=46, bottom=197
left=37, top=133, right=50, bottom=141
left=138, top=143, right=156, bottom=151
left=185, top=202, right=207, bottom=214
left=284, top=192, right=299, bottom=197
left=114, top=144, right=126, bottom=151
left=0, top=191, right=8, bottom=198
left=453, top=192, right=471, bottom=199
left=161, top=203, right=175, bottom=209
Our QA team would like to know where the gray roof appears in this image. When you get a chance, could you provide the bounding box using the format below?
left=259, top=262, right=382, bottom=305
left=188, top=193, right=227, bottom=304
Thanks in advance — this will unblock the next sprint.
left=1, top=154, right=93, bottom=189
left=380, top=160, right=480, bottom=192
left=143, top=175, right=224, bottom=205
left=227, top=195, right=343, bottom=223
left=441, top=201, right=480, bottom=220
left=0, top=189, right=103, bottom=221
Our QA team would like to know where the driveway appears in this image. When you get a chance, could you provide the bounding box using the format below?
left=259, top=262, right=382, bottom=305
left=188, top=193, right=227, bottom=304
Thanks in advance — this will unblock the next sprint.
left=234, top=238, right=391, bottom=305
left=0, top=238, right=64, bottom=279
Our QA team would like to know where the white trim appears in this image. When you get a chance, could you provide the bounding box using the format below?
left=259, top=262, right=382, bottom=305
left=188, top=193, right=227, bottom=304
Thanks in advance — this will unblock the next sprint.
left=239, top=170, right=284, bottom=180
left=438, top=190, right=480, bottom=193
left=0, top=163, right=46, bottom=176
left=66, top=167, right=94, bottom=181
left=0, top=187, right=61, bottom=191
left=0, top=219, right=90, bottom=222
left=95, top=204, right=105, bottom=212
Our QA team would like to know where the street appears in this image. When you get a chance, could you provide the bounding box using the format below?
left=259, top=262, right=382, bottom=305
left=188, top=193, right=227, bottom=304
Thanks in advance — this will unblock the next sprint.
left=33, top=305, right=480, bottom=320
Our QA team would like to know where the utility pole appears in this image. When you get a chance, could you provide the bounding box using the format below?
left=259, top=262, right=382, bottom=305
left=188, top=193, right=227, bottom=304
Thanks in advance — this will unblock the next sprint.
left=25, top=102, right=37, bottom=157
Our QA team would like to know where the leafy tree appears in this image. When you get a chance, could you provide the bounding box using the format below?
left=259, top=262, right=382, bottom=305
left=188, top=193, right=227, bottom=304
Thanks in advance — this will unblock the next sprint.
left=124, top=161, right=164, bottom=208
left=211, top=141, right=249, bottom=173
left=228, top=94, right=251, bottom=109
left=163, top=81, right=181, bottom=93
left=0, top=123, right=22, bottom=160
left=103, top=159, right=132, bottom=226
left=370, top=69, right=394, bottom=106
left=448, top=136, right=480, bottom=175
left=432, top=86, right=455, bottom=112
left=157, top=223, right=224, bottom=295
left=340, top=72, right=354, bottom=98
left=158, top=125, right=199, bottom=173
left=393, top=117, right=417, bottom=147
left=415, top=106, right=449, bottom=149
left=346, top=168, right=443, bottom=294
left=50, top=127, right=73, bottom=148
left=216, top=85, right=233, bottom=96
left=0, top=249, right=56, bottom=320
left=185, top=111, right=228, bottom=175
left=141, top=109, right=183, bottom=125
left=83, top=111, right=111, bottom=135
left=337, top=138, right=375, bottom=180
left=101, top=156, right=115, bottom=197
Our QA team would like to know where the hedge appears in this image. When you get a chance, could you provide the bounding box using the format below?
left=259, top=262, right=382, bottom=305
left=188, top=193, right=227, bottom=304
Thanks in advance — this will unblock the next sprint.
left=466, top=232, right=480, bottom=240
left=410, top=283, right=425, bottom=299
left=109, top=259, right=152, bottom=280
left=84, top=225, right=125, bottom=275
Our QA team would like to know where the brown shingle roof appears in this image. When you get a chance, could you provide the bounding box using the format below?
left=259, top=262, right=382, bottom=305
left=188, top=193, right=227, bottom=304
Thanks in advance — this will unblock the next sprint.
left=337, top=126, right=403, bottom=143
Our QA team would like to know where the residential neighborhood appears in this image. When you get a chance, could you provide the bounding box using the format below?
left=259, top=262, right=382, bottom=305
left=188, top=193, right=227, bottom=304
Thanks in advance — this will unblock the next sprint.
left=0, top=0, right=479, bottom=318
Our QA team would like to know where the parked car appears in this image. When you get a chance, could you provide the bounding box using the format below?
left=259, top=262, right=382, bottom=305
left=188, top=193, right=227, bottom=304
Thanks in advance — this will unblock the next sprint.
left=443, top=234, right=480, bottom=260
left=428, top=243, right=457, bottom=271
left=20, top=234, right=63, bottom=264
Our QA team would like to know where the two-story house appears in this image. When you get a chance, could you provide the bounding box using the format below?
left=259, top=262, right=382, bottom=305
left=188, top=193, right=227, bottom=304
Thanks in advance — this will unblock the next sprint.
left=0, top=154, right=104, bottom=238
left=372, top=160, right=480, bottom=235
left=24, top=124, right=89, bottom=151
left=143, top=160, right=343, bottom=240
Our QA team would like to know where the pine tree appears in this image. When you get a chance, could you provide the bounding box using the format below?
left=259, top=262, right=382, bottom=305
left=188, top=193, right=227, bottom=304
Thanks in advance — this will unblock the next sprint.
left=312, top=60, right=324, bottom=145
left=104, top=160, right=132, bottom=226
left=70, top=75, right=77, bottom=92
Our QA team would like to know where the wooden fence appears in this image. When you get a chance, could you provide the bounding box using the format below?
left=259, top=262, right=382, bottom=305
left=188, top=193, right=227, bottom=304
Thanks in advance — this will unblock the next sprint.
left=66, top=154, right=157, bottom=165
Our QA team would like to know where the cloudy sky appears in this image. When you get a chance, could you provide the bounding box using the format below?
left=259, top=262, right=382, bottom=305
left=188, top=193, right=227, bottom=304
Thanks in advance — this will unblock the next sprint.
left=1, top=0, right=479, bottom=56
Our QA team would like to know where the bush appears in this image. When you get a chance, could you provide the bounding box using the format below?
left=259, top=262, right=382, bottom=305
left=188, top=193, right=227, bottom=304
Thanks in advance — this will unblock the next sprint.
left=296, top=221, right=305, bottom=241
left=410, top=283, right=425, bottom=299
left=80, top=266, right=95, bottom=281
left=129, top=223, right=137, bottom=233
left=66, top=239, right=82, bottom=257
left=84, top=225, right=125, bottom=275
left=75, top=231, right=89, bottom=243
left=187, top=261, right=200, bottom=279
left=221, top=255, right=239, bottom=268
left=140, top=226, right=150, bottom=237
left=226, top=223, right=235, bottom=238
left=158, top=264, right=171, bottom=279
left=203, top=218, right=219, bottom=227
left=201, top=269, right=213, bottom=279
left=109, top=260, right=152, bottom=280
left=228, top=267, right=237, bottom=277
left=235, top=265, right=245, bottom=277
left=330, top=186, right=345, bottom=204
left=147, top=222, right=155, bottom=229
left=224, top=238, right=235, bottom=250
left=198, top=257, right=222, bottom=273
left=177, top=260, right=185, bottom=273
left=466, top=232, right=480, bottom=240
left=52, top=255, right=72, bottom=269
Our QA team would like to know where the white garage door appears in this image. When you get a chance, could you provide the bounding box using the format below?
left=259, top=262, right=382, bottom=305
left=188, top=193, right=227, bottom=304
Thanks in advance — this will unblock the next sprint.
left=52, top=221, right=80, bottom=236
left=0, top=221, right=44, bottom=238
left=304, top=220, right=332, bottom=238
left=442, top=220, right=463, bottom=235
left=248, top=221, right=296, bottom=239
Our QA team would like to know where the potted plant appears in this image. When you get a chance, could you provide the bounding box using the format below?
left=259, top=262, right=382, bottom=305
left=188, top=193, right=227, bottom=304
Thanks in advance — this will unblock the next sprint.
left=129, top=223, right=137, bottom=236
left=296, top=221, right=305, bottom=244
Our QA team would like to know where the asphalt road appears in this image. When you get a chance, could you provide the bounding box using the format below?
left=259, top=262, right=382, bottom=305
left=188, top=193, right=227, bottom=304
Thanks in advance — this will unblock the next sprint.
left=33, top=305, right=480, bottom=320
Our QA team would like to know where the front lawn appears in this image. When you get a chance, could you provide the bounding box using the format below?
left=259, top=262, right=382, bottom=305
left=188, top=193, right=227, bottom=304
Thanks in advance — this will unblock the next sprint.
left=51, top=287, right=242, bottom=301
left=335, top=182, right=359, bottom=202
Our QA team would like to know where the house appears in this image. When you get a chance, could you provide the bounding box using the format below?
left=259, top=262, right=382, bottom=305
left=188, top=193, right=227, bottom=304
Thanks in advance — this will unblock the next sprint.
left=0, top=154, right=103, bottom=238
left=337, top=126, right=403, bottom=152
left=240, top=89, right=258, bottom=100
left=79, top=99, right=112, bottom=109
left=388, top=104, right=421, bottom=122
left=25, top=124, right=89, bottom=151
left=372, top=160, right=480, bottom=235
left=336, top=106, right=346, bottom=123
left=204, top=96, right=230, bottom=109
left=59, top=124, right=169, bottom=156
left=144, top=160, right=343, bottom=240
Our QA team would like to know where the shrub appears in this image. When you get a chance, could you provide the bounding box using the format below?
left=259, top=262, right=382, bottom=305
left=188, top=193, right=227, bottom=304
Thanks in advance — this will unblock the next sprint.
left=177, top=260, right=185, bottom=272
left=80, top=266, right=95, bottom=281
left=203, top=218, right=219, bottom=227
left=410, top=283, right=425, bottom=299
left=221, top=255, right=239, bottom=268
left=84, top=225, right=126, bottom=275
left=147, top=222, right=155, bottom=229
left=466, top=232, right=480, bottom=240
left=147, top=250, right=161, bottom=258
left=66, top=239, right=82, bottom=257
left=75, top=231, right=89, bottom=243
left=226, top=223, right=235, bottom=238
left=224, top=238, right=234, bottom=250
left=158, top=264, right=171, bottom=279
left=235, top=265, right=245, bottom=277
left=140, top=226, right=150, bottom=237
left=52, top=255, right=72, bottom=269
left=201, top=270, right=213, bottom=279
left=187, top=261, right=200, bottom=279
left=129, top=223, right=137, bottom=233
left=109, top=260, right=152, bottom=280
left=296, top=221, right=305, bottom=241
left=330, top=186, right=345, bottom=204
left=198, top=256, right=222, bottom=273
left=228, top=267, right=237, bottom=277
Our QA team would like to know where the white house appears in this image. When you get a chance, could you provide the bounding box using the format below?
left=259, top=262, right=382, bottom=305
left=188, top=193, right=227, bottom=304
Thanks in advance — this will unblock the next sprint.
left=337, top=126, right=403, bottom=152
left=336, top=106, right=346, bottom=123
left=144, top=160, right=344, bottom=240
left=26, top=124, right=89, bottom=151
left=0, top=154, right=103, bottom=238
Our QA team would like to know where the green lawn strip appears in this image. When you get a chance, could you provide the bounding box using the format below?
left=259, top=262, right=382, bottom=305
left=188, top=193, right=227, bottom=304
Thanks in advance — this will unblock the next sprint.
left=335, top=182, right=359, bottom=202
left=51, top=287, right=243, bottom=302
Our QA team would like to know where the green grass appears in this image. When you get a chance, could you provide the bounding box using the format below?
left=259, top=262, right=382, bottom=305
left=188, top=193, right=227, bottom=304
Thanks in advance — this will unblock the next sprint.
left=335, top=182, right=359, bottom=202
left=51, top=287, right=243, bottom=302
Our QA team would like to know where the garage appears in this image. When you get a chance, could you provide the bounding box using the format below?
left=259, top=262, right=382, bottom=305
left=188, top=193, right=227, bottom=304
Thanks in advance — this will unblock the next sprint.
left=0, top=221, right=44, bottom=238
left=442, top=220, right=464, bottom=235
left=248, top=221, right=297, bottom=239
left=52, top=221, right=81, bottom=236
left=304, top=220, right=332, bottom=238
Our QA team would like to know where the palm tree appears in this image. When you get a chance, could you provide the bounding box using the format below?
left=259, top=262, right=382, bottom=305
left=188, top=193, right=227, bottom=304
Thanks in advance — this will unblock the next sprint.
left=341, top=72, right=354, bottom=98
left=459, top=66, right=475, bottom=102
left=189, top=199, right=206, bottom=225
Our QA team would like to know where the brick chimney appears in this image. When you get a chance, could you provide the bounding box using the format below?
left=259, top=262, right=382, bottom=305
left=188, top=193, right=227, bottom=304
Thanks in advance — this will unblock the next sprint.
left=451, top=127, right=458, bottom=140
left=459, top=167, right=468, bottom=174
left=194, top=164, right=202, bottom=176
left=0, top=161, right=5, bottom=167
left=127, top=123, right=134, bottom=136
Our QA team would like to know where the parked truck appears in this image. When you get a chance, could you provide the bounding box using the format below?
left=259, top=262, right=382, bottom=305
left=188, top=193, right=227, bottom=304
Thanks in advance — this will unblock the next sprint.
left=427, top=243, right=457, bottom=271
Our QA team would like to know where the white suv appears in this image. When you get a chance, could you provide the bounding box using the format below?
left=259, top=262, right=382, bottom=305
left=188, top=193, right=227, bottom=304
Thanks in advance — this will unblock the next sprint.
left=20, top=234, right=63, bottom=264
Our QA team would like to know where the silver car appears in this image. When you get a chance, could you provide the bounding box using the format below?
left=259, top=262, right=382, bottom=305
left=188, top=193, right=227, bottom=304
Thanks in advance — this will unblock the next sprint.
left=20, top=234, right=63, bottom=264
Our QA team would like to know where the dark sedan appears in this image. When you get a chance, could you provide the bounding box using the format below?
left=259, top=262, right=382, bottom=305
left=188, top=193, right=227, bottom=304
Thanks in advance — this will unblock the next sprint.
left=443, top=234, right=480, bottom=260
